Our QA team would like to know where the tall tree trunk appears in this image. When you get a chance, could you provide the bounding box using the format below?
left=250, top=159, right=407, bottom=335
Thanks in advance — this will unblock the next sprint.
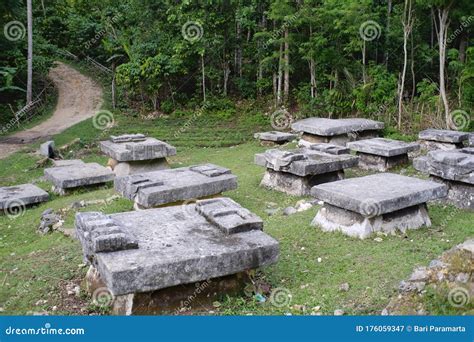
left=385, top=0, right=392, bottom=66
left=410, top=30, right=416, bottom=100
left=458, top=32, right=468, bottom=63
left=283, top=28, right=290, bottom=103
left=26, top=0, right=33, bottom=104
left=235, top=20, right=242, bottom=79
left=276, top=40, right=283, bottom=106
left=362, top=40, right=367, bottom=85
left=201, top=53, right=206, bottom=103
left=309, top=25, right=316, bottom=99
left=435, top=3, right=453, bottom=128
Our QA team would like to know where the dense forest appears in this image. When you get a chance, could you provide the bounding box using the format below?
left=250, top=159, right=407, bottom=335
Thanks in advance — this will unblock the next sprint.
left=1, top=0, right=473, bottom=133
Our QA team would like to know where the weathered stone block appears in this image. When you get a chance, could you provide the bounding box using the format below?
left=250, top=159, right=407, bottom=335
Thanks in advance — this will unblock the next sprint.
left=112, top=158, right=170, bottom=177
left=311, top=173, right=447, bottom=238
left=75, top=198, right=279, bottom=296
left=44, top=162, right=114, bottom=193
left=356, top=152, right=409, bottom=172
left=297, top=142, right=350, bottom=155
left=254, top=131, right=296, bottom=144
left=418, top=129, right=469, bottom=144
left=292, top=118, right=384, bottom=136
left=0, top=184, right=49, bottom=211
left=115, top=164, right=238, bottom=208
left=100, top=136, right=176, bottom=162
left=39, top=141, right=55, bottom=158
left=347, top=138, right=419, bottom=157
left=51, top=159, right=85, bottom=168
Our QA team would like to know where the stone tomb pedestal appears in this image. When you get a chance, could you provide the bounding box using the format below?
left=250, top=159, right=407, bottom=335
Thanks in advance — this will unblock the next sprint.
left=115, top=163, right=238, bottom=209
left=347, top=138, right=420, bottom=171
left=291, top=118, right=384, bottom=146
left=0, top=184, right=49, bottom=214
left=44, top=160, right=114, bottom=195
left=75, top=198, right=279, bottom=315
left=100, top=134, right=177, bottom=177
left=418, top=129, right=470, bottom=152
left=414, top=148, right=474, bottom=210
left=254, top=148, right=358, bottom=196
left=311, top=173, right=447, bottom=239
left=254, top=131, right=297, bottom=146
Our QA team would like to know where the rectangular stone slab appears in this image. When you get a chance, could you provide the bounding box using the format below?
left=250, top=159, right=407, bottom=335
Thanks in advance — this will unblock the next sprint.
left=308, top=143, right=350, bottom=155
left=291, top=118, right=384, bottom=136
left=75, top=198, right=279, bottom=295
left=51, top=159, right=85, bottom=168
left=254, top=131, right=297, bottom=142
left=100, top=137, right=177, bottom=162
left=413, top=149, right=474, bottom=185
left=311, top=173, right=447, bottom=216
left=114, top=163, right=238, bottom=207
left=418, top=129, right=469, bottom=143
left=44, top=163, right=114, bottom=189
left=347, top=138, right=420, bottom=157
left=0, top=184, right=49, bottom=210
left=255, top=148, right=358, bottom=176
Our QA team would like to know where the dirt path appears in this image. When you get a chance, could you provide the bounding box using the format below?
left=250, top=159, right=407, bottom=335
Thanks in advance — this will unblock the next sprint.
left=0, top=62, right=103, bottom=159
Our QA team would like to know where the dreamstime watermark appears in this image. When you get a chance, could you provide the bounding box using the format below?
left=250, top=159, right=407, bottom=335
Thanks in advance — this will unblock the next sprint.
left=5, top=323, right=85, bottom=336
left=180, top=197, right=199, bottom=219
left=3, top=21, right=25, bottom=41
left=359, top=20, right=382, bottom=41
left=92, top=110, right=115, bottom=130
left=270, top=108, right=293, bottom=130
left=448, top=109, right=471, bottom=131
left=92, top=287, right=115, bottom=307
left=359, top=199, right=381, bottom=218
left=181, top=21, right=203, bottom=42
left=3, top=199, right=26, bottom=219
left=174, top=280, right=212, bottom=314
left=448, top=287, right=470, bottom=308
left=447, top=15, right=473, bottom=44
left=84, top=14, right=122, bottom=50
left=173, top=102, right=209, bottom=138
left=262, top=11, right=304, bottom=50
left=1, top=98, right=46, bottom=135
left=269, top=287, right=292, bottom=308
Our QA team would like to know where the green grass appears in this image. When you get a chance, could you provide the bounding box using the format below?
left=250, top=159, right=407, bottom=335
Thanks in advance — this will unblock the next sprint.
left=0, top=62, right=473, bottom=315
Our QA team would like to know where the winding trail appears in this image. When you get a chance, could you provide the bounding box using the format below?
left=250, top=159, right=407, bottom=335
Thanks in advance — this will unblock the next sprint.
left=0, top=62, right=103, bottom=159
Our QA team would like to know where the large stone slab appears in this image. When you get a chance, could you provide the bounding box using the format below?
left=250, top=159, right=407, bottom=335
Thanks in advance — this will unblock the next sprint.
left=0, top=184, right=49, bottom=210
left=311, top=173, right=447, bottom=216
left=292, top=118, right=384, bottom=136
left=100, top=135, right=176, bottom=162
left=305, top=143, right=350, bottom=155
left=255, top=148, right=358, bottom=177
left=115, top=164, right=238, bottom=208
left=254, top=131, right=296, bottom=143
left=418, top=129, right=469, bottom=144
left=44, top=162, right=114, bottom=193
left=413, top=148, right=474, bottom=185
left=75, top=197, right=279, bottom=296
left=347, top=138, right=419, bottom=157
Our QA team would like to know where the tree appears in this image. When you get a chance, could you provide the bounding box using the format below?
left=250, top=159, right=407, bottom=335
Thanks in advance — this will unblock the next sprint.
left=26, top=0, right=32, bottom=104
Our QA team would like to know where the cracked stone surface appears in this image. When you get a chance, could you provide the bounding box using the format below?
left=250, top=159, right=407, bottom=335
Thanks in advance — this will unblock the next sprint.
left=75, top=197, right=279, bottom=296
left=0, top=184, right=49, bottom=210
left=100, top=135, right=176, bottom=162
left=115, top=163, right=238, bottom=208
left=347, top=138, right=420, bottom=157
left=418, top=129, right=470, bottom=144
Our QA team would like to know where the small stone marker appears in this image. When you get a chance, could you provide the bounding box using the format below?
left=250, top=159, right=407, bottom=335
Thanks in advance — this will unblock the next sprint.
left=414, top=148, right=474, bottom=209
left=39, top=141, right=55, bottom=158
left=115, top=163, right=238, bottom=208
left=292, top=118, right=384, bottom=146
left=347, top=138, right=419, bottom=171
left=75, top=197, right=279, bottom=314
left=255, top=148, right=358, bottom=196
left=100, top=134, right=177, bottom=176
left=0, top=184, right=49, bottom=213
left=306, top=143, right=350, bottom=155
left=254, top=131, right=297, bottom=146
left=418, top=129, right=469, bottom=151
left=44, top=162, right=114, bottom=195
left=311, top=173, right=447, bottom=239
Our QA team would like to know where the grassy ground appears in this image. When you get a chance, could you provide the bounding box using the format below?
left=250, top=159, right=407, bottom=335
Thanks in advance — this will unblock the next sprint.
left=0, top=63, right=472, bottom=316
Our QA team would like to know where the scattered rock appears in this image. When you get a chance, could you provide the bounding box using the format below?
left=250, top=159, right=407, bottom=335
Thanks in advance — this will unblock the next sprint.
left=295, top=200, right=313, bottom=212
left=339, top=283, right=350, bottom=292
left=374, top=237, right=383, bottom=242
left=265, top=208, right=279, bottom=216
left=35, top=299, right=48, bottom=306
left=40, top=141, right=55, bottom=158
left=283, top=207, right=297, bottom=216
left=334, top=309, right=345, bottom=316
left=38, top=210, right=63, bottom=235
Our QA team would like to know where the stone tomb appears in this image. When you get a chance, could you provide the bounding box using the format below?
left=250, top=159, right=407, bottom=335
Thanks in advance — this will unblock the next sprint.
left=347, top=138, right=420, bottom=171
left=115, top=163, right=238, bottom=208
left=0, top=184, right=49, bottom=214
left=254, top=131, right=297, bottom=146
left=100, top=134, right=177, bottom=176
left=311, top=173, right=447, bottom=239
left=414, top=148, right=474, bottom=210
left=44, top=162, right=114, bottom=195
left=303, top=143, right=350, bottom=155
left=255, top=148, right=358, bottom=196
left=418, top=129, right=470, bottom=151
left=75, top=197, right=279, bottom=314
left=291, top=117, right=384, bottom=146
